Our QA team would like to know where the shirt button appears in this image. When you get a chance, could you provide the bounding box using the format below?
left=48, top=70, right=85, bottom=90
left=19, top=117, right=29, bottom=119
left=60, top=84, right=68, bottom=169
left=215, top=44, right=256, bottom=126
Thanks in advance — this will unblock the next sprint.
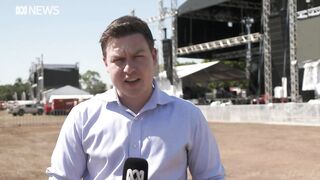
left=132, top=143, right=138, bottom=149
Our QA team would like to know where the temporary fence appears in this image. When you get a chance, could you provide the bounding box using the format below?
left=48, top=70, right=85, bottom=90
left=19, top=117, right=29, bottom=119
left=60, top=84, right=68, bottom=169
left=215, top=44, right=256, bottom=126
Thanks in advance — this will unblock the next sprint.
left=199, top=103, right=320, bottom=126
left=0, top=111, right=66, bottom=128
left=2, top=103, right=320, bottom=127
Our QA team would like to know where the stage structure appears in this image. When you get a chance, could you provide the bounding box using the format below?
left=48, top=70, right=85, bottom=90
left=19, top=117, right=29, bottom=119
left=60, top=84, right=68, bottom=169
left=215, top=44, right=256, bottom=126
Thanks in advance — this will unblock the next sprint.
left=175, top=0, right=320, bottom=102
left=176, top=0, right=271, bottom=100
left=29, top=54, right=80, bottom=101
left=148, top=0, right=320, bottom=102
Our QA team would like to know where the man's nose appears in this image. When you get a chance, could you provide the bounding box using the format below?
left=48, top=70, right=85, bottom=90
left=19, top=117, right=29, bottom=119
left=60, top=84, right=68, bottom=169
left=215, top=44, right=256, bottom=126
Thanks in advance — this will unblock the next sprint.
left=123, top=60, right=135, bottom=74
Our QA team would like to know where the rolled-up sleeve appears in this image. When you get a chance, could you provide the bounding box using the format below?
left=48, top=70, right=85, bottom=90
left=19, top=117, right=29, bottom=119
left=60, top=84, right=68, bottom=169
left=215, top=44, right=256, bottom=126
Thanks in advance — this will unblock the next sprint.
left=46, top=107, right=87, bottom=179
left=188, top=108, right=225, bottom=180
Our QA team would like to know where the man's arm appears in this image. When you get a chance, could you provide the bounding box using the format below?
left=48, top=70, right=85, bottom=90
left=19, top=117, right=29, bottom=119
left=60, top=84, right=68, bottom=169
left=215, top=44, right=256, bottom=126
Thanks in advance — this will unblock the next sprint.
left=46, top=107, right=87, bottom=179
left=188, top=108, right=225, bottom=180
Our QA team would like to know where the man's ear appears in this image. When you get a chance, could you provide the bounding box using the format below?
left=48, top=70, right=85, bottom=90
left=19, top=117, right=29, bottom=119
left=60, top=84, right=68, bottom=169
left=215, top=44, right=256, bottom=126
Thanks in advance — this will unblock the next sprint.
left=103, top=57, right=110, bottom=72
left=151, top=48, right=158, bottom=65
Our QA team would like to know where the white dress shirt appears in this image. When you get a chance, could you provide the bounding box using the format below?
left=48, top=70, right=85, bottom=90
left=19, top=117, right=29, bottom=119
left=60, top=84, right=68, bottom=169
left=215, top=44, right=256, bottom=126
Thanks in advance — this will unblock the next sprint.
left=46, top=82, right=225, bottom=180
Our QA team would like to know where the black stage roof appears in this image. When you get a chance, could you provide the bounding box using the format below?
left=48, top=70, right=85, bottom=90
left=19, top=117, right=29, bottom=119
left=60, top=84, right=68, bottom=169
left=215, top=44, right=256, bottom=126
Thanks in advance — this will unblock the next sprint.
left=177, top=0, right=262, bottom=60
left=179, top=0, right=229, bottom=15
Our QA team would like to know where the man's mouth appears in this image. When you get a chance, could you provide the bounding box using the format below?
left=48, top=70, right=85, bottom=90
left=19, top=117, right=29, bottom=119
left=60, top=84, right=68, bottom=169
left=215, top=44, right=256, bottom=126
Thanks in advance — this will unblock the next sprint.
left=124, top=78, right=140, bottom=83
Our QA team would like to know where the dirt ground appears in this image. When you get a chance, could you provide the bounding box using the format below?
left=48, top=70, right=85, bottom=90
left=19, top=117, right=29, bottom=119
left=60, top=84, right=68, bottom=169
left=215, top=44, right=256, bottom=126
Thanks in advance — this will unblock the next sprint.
left=0, top=111, right=320, bottom=180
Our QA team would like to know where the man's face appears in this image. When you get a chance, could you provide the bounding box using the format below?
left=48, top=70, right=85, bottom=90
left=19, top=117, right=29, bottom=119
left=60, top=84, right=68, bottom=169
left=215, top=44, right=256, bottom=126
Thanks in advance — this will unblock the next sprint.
left=104, top=33, right=157, bottom=101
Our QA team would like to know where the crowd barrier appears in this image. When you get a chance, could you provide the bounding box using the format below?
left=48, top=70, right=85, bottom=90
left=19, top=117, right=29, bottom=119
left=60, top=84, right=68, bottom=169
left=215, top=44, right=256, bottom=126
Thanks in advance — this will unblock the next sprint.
left=0, top=111, right=66, bottom=127
left=2, top=103, right=320, bottom=127
left=198, top=103, right=320, bottom=126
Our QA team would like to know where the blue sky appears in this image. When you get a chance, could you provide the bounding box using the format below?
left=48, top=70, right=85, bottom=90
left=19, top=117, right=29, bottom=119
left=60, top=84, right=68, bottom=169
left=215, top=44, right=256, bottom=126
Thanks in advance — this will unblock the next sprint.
left=0, top=0, right=186, bottom=85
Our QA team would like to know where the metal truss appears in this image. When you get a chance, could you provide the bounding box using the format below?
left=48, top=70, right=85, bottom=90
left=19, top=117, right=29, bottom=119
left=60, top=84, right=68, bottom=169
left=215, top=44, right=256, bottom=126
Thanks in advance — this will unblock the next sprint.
left=145, top=8, right=177, bottom=23
left=288, top=0, right=300, bottom=102
left=177, top=33, right=261, bottom=56
left=171, top=0, right=180, bottom=88
left=297, top=6, right=320, bottom=19
left=263, top=0, right=272, bottom=103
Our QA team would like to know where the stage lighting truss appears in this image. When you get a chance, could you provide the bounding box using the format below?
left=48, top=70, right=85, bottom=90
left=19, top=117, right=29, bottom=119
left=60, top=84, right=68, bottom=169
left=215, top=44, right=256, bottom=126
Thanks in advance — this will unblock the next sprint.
left=297, top=6, right=320, bottom=19
left=176, top=33, right=262, bottom=55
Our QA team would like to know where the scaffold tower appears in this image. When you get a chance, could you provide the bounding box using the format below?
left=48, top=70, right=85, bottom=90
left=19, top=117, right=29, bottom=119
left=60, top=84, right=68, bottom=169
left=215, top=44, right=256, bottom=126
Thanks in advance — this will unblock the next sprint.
left=288, top=0, right=300, bottom=102
left=158, top=0, right=165, bottom=73
left=171, top=0, right=179, bottom=87
left=262, top=0, right=272, bottom=103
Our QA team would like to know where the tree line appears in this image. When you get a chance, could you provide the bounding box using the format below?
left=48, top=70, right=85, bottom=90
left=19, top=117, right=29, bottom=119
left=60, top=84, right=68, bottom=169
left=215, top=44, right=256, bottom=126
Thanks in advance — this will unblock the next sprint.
left=0, top=71, right=107, bottom=101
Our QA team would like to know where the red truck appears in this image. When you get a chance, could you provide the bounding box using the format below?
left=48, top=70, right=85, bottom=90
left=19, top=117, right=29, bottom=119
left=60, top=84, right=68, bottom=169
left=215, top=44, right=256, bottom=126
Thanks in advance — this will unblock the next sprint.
left=45, top=98, right=78, bottom=115
left=45, top=95, right=92, bottom=115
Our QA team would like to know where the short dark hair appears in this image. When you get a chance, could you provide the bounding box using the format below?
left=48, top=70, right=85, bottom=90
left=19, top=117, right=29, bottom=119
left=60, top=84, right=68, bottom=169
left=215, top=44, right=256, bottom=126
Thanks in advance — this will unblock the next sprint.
left=99, top=15, right=154, bottom=59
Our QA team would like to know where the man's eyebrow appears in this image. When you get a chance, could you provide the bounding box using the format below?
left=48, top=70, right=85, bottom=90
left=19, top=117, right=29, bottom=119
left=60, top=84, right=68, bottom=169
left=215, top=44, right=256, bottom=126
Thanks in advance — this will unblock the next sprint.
left=134, top=49, right=145, bottom=54
left=109, top=53, right=123, bottom=59
left=111, top=56, right=124, bottom=61
left=108, top=48, right=146, bottom=59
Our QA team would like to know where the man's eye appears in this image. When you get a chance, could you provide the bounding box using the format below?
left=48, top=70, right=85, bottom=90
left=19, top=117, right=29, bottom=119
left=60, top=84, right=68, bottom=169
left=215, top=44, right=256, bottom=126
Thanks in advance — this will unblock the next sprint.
left=135, top=55, right=144, bottom=59
left=112, top=58, right=124, bottom=63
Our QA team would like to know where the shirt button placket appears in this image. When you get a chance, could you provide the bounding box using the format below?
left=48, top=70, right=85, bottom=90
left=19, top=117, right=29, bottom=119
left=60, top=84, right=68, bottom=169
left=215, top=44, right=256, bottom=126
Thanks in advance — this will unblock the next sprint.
left=129, top=116, right=142, bottom=157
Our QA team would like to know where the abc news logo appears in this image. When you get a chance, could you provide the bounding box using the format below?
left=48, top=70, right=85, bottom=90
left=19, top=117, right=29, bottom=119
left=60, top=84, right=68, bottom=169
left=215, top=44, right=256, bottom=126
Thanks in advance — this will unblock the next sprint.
left=15, top=5, right=60, bottom=16
left=125, top=169, right=145, bottom=180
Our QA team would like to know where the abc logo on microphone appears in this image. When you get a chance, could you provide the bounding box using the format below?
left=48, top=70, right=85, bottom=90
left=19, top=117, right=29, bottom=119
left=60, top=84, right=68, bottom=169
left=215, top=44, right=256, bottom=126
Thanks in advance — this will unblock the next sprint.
left=123, top=157, right=148, bottom=180
left=125, top=169, right=145, bottom=180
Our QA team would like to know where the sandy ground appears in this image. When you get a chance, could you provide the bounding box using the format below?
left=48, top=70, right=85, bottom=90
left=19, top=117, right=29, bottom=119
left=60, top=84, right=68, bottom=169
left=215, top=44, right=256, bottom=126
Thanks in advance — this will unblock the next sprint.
left=0, top=111, right=320, bottom=180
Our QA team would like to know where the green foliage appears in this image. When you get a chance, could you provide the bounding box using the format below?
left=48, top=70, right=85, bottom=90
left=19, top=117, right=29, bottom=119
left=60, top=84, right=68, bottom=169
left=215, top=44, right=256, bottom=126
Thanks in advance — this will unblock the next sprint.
left=204, top=59, right=247, bottom=90
left=80, top=70, right=106, bottom=95
left=222, top=60, right=246, bottom=70
left=208, top=80, right=248, bottom=90
left=0, top=78, right=31, bottom=100
left=0, top=85, right=13, bottom=100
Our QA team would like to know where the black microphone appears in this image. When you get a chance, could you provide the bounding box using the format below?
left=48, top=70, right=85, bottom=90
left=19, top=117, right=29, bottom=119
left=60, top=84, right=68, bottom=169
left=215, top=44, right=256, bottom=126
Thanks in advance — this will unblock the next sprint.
left=122, top=157, right=148, bottom=180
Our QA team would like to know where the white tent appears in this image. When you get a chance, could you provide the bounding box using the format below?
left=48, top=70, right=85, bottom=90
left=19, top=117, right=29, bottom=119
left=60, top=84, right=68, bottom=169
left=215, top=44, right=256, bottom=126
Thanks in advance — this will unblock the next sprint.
left=160, top=61, right=245, bottom=80
left=43, top=85, right=92, bottom=103
left=157, top=61, right=245, bottom=97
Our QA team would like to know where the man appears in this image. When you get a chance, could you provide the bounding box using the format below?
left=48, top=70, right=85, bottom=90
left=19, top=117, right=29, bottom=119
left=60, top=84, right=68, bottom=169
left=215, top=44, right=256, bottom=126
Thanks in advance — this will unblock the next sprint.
left=47, top=15, right=225, bottom=179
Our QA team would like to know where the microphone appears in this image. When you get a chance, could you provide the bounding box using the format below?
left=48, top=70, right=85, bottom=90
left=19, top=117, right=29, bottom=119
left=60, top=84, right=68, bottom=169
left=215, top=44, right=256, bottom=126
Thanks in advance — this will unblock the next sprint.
left=122, top=157, right=148, bottom=180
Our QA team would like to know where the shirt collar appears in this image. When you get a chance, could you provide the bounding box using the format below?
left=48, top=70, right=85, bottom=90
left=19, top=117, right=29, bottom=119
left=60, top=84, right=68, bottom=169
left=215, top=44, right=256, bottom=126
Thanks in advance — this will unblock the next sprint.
left=142, top=79, right=173, bottom=110
left=102, top=87, right=119, bottom=103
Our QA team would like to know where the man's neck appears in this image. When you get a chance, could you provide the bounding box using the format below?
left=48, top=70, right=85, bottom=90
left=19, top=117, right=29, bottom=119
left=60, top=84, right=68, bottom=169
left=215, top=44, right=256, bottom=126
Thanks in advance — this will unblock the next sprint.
left=117, top=90, right=153, bottom=114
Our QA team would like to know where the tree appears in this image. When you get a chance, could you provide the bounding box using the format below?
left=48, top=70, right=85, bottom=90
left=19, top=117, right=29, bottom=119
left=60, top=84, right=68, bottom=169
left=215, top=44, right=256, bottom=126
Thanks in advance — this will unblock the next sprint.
left=0, top=85, right=13, bottom=100
left=80, top=70, right=106, bottom=95
left=13, top=78, right=31, bottom=99
left=203, top=59, right=247, bottom=90
left=0, top=78, right=31, bottom=101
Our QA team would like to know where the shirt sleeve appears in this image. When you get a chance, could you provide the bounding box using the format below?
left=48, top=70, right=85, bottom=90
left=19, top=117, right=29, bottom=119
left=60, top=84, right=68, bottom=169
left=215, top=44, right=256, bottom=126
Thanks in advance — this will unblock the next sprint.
left=46, top=106, right=87, bottom=179
left=188, top=108, right=225, bottom=180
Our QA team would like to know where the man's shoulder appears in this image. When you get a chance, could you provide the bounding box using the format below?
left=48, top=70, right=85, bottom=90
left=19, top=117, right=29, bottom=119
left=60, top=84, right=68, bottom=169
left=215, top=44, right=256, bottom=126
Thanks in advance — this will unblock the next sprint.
left=73, top=90, right=111, bottom=111
left=159, top=90, right=199, bottom=110
left=158, top=91, right=206, bottom=127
